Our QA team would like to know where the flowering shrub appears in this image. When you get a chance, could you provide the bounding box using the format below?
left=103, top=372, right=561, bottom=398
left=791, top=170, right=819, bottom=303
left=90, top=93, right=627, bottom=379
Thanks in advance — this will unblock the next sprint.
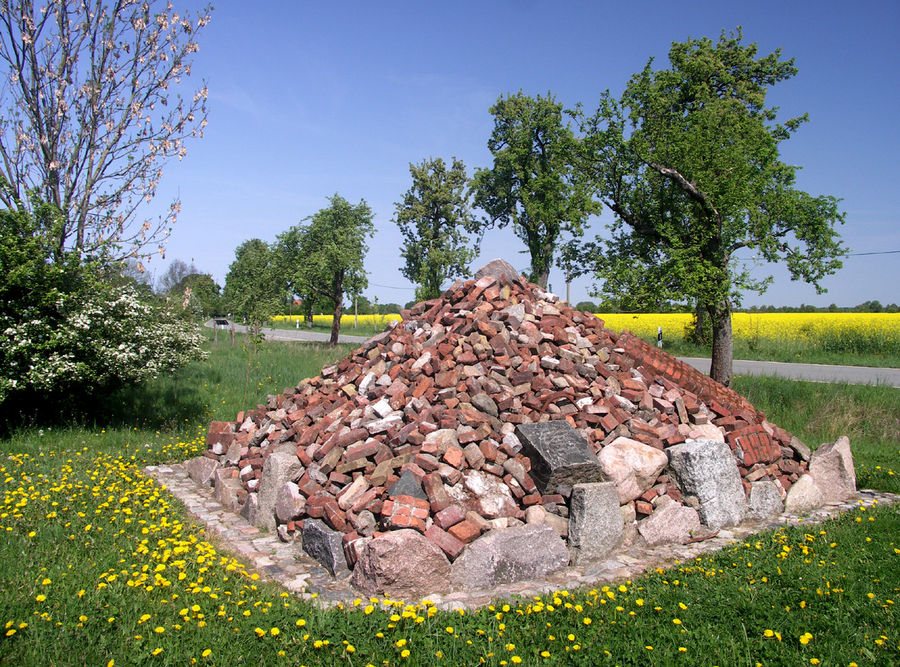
left=0, top=207, right=206, bottom=406
left=1, top=281, right=206, bottom=404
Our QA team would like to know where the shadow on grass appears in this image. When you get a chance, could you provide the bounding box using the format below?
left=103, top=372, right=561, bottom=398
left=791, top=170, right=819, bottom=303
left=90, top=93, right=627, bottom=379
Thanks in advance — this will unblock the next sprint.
left=0, top=365, right=218, bottom=437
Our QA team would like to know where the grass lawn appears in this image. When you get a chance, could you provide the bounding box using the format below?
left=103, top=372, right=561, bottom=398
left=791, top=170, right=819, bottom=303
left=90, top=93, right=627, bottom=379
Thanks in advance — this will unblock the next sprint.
left=660, top=338, right=900, bottom=369
left=1, top=338, right=898, bottom=665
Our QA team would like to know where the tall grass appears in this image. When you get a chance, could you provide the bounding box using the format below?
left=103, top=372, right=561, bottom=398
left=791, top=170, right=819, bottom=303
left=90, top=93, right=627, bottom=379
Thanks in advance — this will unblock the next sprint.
left=734, top=376, right=900, bottom=493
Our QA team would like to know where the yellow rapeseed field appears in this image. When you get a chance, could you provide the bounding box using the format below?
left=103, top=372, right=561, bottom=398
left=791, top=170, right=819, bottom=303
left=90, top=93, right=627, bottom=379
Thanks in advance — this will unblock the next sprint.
left=595, top=313, right=900, bottom=354
left=275, top=312, right=900, bottom=354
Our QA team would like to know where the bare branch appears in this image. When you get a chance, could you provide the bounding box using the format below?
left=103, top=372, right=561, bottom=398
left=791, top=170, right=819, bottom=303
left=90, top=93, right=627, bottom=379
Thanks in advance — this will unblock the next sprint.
left=0, top=0, right=211, bottom=259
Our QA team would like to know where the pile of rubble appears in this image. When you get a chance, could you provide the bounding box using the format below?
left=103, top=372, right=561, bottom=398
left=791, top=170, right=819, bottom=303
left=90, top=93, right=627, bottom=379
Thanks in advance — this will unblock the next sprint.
left=184, top=259, right=857, bottom=599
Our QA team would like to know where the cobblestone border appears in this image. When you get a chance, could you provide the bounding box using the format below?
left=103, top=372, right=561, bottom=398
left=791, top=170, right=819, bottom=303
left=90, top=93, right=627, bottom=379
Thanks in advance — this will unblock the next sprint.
left=144, top=463, right=897, bottom=611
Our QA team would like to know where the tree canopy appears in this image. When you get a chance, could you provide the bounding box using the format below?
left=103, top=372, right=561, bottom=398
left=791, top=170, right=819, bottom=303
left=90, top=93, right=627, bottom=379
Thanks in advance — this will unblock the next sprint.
left=0, top=0, right=211, bottom=261
left=472, top=91, right=597, bottom=288
left=394, top=157, right=476, bottom=301
left=277, top=194, right=374, bottom=346
left=223, top=239, right=281, bottom=334
left=580, top=28, right=845, bottom=384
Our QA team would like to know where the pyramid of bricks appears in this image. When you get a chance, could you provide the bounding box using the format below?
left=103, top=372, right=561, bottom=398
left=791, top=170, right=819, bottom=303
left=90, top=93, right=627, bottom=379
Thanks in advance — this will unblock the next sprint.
left=199, top=259, right=809, bottom=574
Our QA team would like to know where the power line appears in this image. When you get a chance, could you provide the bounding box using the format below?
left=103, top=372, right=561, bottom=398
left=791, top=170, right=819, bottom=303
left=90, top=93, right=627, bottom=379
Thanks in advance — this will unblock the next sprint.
left=369, top=282, right=416, bottom=290
left=847, top=249, right=900, bottom=256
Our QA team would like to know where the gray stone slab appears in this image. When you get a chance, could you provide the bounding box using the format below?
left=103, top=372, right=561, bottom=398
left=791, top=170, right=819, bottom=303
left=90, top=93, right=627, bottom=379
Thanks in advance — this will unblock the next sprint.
left=183, top=456, right=219, bottom=487
left=746, top=480, right=784, bottom=520
left=567, top=482, right=623, bottom=563
left=302, top=518, right=348, bottom=576
left=666, top=439, right=746, bottom=529
left=515, top=421, right=604, bottom=494
left=257, top=444, right=304, bottom=531
left=474, top=258, right=520, bottom=284
left=387, top=469, right=428, bottom=501
left=450, top=524, right=569, bottom=589
left=809, top=436, right=856, bottom=502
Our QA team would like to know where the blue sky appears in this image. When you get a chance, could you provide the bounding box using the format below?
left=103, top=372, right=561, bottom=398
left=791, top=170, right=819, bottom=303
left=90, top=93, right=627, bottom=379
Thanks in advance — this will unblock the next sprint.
left=150, top=0, right=899, bottom=308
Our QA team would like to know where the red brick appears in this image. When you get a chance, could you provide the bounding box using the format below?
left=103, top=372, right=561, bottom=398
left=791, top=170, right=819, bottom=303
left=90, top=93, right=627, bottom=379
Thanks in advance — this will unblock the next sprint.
left=635, top=500, right=653, bottom=515
left=448, top=519, right=481, bottom=544
left=422, top=472, right=452, bottom=513
left=433, top=504, right=466, bottom=530
left=522, top=493, right=542, bottom=506
left=425, top=525, right=466, bottom=559
left=442, top=445, right=465, bottom=469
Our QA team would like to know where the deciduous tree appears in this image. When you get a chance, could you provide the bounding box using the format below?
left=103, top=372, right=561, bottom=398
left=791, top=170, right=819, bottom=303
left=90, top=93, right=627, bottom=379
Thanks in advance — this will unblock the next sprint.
left=394, top=157, right=476, bottom=301
left=580, top=29, right=845, bottom=385
left=223, top=239, right=281, bottom=335
left=472, top=91, right=597, bottom=288
left=0, top=0, right=211, bottom=261
left=277, top=194, right=374, bottom=346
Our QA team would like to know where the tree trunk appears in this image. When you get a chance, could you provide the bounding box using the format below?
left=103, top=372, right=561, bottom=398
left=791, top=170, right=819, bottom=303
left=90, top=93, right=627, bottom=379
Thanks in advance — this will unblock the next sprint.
left=708, top=299, right=733, bottom=386
left=691, top=300, right=707, bottom=345
left=329, top=271, right=344, bottom=347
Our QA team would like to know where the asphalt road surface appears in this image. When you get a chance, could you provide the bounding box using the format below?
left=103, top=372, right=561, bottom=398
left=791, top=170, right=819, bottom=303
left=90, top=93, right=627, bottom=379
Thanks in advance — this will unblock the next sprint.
left=679, top=357, right=899, bottom=388
left=209, top=321, right=899, bottom=387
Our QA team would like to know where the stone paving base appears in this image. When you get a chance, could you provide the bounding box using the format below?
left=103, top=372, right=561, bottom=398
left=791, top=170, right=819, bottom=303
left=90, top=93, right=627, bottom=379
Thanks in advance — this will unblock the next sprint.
left=144, top=463, right=898, bottom=611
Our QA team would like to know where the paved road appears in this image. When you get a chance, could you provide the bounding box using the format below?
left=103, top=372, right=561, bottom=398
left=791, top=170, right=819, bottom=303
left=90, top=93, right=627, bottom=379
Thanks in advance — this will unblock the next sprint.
left=208, top=321, right=899, bottom=387
left=680, top=357, right=900, bottom=388
left=208, top=320, right=370, bottom=345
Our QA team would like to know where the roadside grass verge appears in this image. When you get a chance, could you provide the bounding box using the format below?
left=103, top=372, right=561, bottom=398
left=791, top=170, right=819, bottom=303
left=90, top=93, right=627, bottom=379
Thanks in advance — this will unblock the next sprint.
left=0, top=341, right=898, bottom=664
left=661, top=337, right=900, bottom=368
left=266, top=319, right=386, bottom=338
left=734, top=376, right=900, bottom=494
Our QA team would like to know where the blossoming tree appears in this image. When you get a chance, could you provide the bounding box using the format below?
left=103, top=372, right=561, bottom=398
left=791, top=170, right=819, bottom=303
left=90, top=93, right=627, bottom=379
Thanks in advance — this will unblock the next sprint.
left=0, top=0, right=211, bottom=262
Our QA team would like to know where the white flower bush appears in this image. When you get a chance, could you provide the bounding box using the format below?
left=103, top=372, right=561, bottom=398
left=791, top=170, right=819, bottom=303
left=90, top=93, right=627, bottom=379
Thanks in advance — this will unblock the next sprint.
left=0, top=282, right=206, bottom=404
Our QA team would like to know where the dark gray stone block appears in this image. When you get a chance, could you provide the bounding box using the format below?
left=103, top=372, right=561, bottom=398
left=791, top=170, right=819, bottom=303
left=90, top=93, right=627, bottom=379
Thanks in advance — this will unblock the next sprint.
left=515, top=421, right=604, bottom=494
left=302, top=518, right=348, bottom=576
left=387, top=469, right=428, bottom=501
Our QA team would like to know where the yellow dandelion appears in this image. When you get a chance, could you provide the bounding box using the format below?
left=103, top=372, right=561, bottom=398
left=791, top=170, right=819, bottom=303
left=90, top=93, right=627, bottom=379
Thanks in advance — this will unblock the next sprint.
left=201, top=649, right=211, bottom=658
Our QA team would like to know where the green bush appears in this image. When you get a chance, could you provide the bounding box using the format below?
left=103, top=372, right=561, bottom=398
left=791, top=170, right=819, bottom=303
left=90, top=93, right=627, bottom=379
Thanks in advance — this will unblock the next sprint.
left=0, top=206, right=206, bottom=411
